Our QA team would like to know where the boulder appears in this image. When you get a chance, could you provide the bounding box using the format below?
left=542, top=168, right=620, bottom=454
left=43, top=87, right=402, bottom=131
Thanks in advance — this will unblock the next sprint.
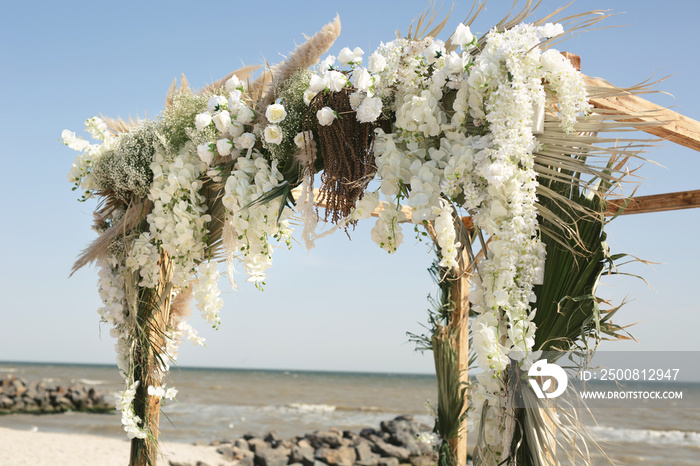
left=315, top=446, right=356, bottom=466
left=255, top=445, right=290, bottom=466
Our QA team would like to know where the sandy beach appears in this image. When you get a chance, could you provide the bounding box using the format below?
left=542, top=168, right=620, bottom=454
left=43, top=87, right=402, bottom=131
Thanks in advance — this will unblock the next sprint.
left=0, top=426, right=223, bottom=466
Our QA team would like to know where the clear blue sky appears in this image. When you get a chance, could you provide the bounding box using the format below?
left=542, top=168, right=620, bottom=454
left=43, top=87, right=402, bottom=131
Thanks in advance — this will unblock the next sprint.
left=0, top=0, right=698, bottom=374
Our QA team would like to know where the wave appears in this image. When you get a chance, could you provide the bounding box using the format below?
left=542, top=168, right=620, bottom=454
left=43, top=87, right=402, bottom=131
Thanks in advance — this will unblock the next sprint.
left=76, top=378, right=106, bottom=386
left=0, top=368, right=18, bottom=373
left=284, top=403, right=337, bottom=413
left=591, top=425, right=700, bottom=447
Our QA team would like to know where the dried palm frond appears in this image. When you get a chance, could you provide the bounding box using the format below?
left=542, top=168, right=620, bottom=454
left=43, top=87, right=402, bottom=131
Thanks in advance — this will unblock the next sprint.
left=198, top=65, right=261, bottom=96
left=100, top=114, right=139, bottom=134
left=71, top=198, right=152, bottom=276
left=164, top=73, right=190, bottom=108
left=402, top=1, right=453, bottom=41
left=258, top=15, right=341, bottom=114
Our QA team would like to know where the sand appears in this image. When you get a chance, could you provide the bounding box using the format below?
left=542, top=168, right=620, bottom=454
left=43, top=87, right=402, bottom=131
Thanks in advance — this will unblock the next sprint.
left=0, top=426, right=224, bottom=466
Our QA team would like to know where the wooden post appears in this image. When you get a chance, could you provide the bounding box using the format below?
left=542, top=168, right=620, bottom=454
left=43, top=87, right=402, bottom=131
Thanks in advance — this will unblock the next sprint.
left=130, top=253, right=172, bottom=466
left=447, top=218, right=472, bottom=464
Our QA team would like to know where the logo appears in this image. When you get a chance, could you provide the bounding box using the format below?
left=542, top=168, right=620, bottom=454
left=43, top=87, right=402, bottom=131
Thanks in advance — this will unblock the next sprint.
left=528, top=359, right=568, bottom=399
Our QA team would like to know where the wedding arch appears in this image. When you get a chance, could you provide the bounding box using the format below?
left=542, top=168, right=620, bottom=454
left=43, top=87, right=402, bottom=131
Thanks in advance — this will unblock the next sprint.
left=63, top=2, right=700, bottom=465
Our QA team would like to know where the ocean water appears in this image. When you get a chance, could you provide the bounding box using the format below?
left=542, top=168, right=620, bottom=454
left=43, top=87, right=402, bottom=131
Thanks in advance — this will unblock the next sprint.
left=1, top=362, right=699, bottom=465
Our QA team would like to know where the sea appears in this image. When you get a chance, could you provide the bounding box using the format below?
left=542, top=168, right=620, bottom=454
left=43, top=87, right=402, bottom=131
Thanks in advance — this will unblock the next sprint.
left=1, top=362, right=699, bottom=465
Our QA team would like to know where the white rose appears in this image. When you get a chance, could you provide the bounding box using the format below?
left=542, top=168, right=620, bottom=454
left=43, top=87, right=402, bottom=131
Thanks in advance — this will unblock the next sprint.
left=225, top=75, right=242, bottom=92
left=265, top=103, right=287, bottom=123
left=229, top=122, right=244, bottom=138
left=228, top=90, right=242, bottom=110
left=216, top=139, right=232, bottom=156
left=368, top=52, right=387, bottom=73
left=354, top=68, right=372, bottom=93
left=424, top=40, right=445, bottom=65
left=309, top=74, right=326, bottom=93
left=452, top=23, right=474, bottom=48
left=195, top=113, right=212, bottom=131
left=236, top=132, right=256, bottom=150
left=303, top=89, right=317, bottom=106
left=294, top=131, right=313, bottom=149
left=207, top=95, right=227, bottom=113
left=325, top=70, right=347, bottom=93
left=320, top=54, right=336, bottom=71
left=338, top=47, right=354, bottom=65
left=316, top=107, right=337, bottom=126
left=263, top=125, right=283, bottom=145
left=356, top=96, right=383, bottom=123
left=235, top=106, right=255, bottom=124
left=212, top=110, right=231, bottom=133
left=197, top=144, right=215, bottom=166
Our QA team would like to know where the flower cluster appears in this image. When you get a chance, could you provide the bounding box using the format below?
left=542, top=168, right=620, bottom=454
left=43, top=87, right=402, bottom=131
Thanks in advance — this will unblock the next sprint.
left=222, top=150, right=293, bottom=285
left=305, top=46, right=387, bottom=125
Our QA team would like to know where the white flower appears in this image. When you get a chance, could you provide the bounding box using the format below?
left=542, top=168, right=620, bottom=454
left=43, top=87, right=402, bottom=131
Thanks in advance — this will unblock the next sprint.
left=368, top=52, right=387, bottom=73
left=356, top=96, right=383, bottom=123
left=147, top=385, right=165, bottom=398
left=303, top=89, right=317, bottom=106
left=235, top=106, right=255, bottom=124
left=263, top=125, right=283, bottom=144
left=212, top=110, right=231, bottom=133
left=453, top=23, right=474, bottom=48
left=197, top=144, right=215, bottom=166
left=349, top=91, right=364, bottom=110
left=207, top=95, right=228, bottom=112
left=225, top=75, right=242, bottom=92
left=216, top=139, right=232, bottom=156
left=319, top=54, right=336, bottom=71
left=316, top=107, right=337, bottom=126
left=195, top=113, right=212, bottom=131
left=338, top=46, right=363, bottom=65
left=164, top=388, right=178, bottom=400
left=228, top=90, right=242, bottom=110
left=294, top=131, right=313, bottom=149
left=354, top=68, right=373, bottom=93
left=61, top=130, right=90, bottom=151
left=540, top=22, right=564, bottom=39
left=325, top=70, right=348, bottom=92
left=265, top=104, right=287, bottom=123
left=309, top=74, right=326, bottom=93
left=236, top=132, right=256, bottom=150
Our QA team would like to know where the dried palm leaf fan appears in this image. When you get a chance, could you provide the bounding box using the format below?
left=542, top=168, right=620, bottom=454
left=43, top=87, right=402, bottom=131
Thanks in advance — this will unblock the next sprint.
left=306, top=88, right=386, bottom=225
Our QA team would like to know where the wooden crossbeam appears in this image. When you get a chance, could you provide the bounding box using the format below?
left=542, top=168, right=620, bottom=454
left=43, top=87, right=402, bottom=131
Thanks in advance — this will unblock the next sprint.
left=584, top=75, right=700, bottom=153
left=607, top=189, right=700, bottom=216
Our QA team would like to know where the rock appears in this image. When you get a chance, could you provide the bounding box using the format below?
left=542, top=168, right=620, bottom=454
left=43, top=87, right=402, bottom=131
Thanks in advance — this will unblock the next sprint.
left=195, top=462, right=211, bottom=466
left=313, top=461, right=329, bottom=466
left=290, top=444, right=315, bottom=465
left=377, top=459, right=400, bottom=466
left=360, top=428, right=377, bottom=438
left=355, top=460, right=379, bottom=466
left=296, top=439, right=313, bottom=450
left=409, top=456, right=437, bottom=466
left=355, top=441, right=379, bottom=463
left=216, top=444, right=235, bottom=461
left=264, top=431, right=282, bottom=447
left=255, top=445, right=290, bottom=466
left=235, top=438, right=250, bottom=451
left=0, top=396, right=14, bottom=409
left=309, top=431, right=342, bottom=448
left=168, top=462, right=193, bottom=466
left=248, top=437, right=268, bottom=453
left=315, top=446, right=356, bottom=466
left=370, top=436, right=411, bottom=463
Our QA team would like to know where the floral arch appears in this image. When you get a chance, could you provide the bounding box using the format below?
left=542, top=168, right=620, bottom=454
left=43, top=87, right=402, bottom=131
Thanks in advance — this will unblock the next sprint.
left=62, top=3, right=695, bottom=465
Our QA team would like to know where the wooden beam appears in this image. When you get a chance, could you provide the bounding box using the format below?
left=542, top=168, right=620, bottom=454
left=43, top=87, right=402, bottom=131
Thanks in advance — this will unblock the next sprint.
left=607, top=189, right=700, bottom=216
left=585, top=75, right=700, bottom=153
